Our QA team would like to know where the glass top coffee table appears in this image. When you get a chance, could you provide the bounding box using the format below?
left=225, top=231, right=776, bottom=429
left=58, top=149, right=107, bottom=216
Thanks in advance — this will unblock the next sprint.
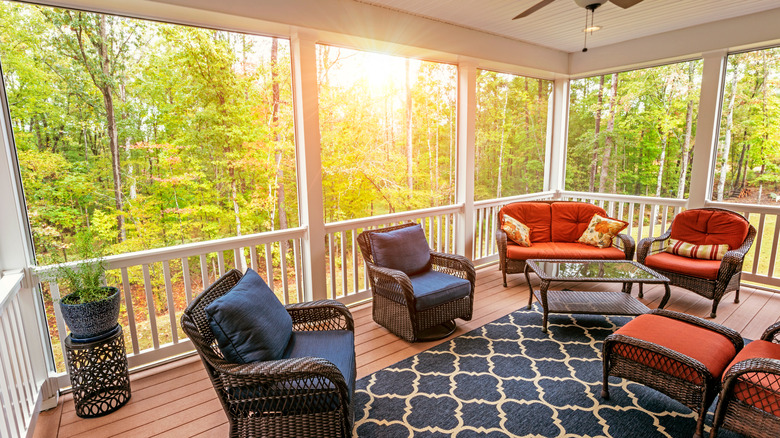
left=524, top=259, right=671, bottom=332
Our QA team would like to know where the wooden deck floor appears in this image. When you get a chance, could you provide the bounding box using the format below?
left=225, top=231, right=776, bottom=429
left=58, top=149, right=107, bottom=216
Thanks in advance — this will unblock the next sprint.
left=34, top=265, right=780, bottom=437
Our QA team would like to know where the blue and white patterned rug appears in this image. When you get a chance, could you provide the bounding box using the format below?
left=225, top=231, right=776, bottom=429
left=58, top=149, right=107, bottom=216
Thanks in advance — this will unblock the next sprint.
left=353, top=305, right=740, bottom=437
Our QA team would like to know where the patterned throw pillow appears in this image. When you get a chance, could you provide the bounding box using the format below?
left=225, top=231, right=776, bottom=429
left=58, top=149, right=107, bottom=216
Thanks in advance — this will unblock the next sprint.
left=665, top=238, right=729, bottom=260
left=502, top=215, right=532, bottom=247
left=577, top=214, right=628, bottom=248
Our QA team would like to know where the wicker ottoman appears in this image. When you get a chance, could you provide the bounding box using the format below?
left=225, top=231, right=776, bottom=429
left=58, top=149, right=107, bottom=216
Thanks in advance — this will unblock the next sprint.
left=602, top=309, right=743, bottom=438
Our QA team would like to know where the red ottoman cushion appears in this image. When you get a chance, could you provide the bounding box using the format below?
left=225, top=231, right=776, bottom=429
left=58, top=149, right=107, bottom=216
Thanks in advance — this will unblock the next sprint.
left=613, top=314, right=738, bottom=385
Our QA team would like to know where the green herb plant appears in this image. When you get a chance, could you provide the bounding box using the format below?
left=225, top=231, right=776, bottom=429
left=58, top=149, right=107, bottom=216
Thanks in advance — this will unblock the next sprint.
left=55, top=231, right=111, bottom=305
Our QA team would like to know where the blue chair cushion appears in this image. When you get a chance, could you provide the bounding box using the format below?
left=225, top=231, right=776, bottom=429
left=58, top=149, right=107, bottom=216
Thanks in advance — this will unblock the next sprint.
left=410, top=270, right=471, bottom=311
left=283, top=330, right=356, bottom=399
left=205, top=269, right=292, bottom=364
left=370, top=225, right=431, bottom=275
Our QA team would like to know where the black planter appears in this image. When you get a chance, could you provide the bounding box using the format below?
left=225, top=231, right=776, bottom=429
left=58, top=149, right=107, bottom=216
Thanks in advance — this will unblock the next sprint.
left=60, top=286, right=121, bottom=340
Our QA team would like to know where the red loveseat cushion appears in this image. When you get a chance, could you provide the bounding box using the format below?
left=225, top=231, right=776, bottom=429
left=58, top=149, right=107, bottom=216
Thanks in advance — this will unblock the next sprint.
left=613, top=314, right=738, bottom=385
left=644, top=252, right=721, bottom=280
left=670, top=209, right=750, bottom=251
left=550, top=202, right=607, bottom=242
left=506, top=242, right=626, bottom=260
left=499, top=202, right=552, bottom=243
left=722, top=340, right=780, bottom=416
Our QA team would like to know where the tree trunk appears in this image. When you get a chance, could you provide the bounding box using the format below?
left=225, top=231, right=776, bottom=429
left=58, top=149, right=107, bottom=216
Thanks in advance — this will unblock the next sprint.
left=677, top=62, right=696, bottom=199
left=655, top=132, right=667, bottom=197
left=717, top=64, right=740, bottom=201
left=590, top=75, right=605, bottom=192
left=496, top=85, right=509, bottom=198
left=599, top=74, right=618, bottom=193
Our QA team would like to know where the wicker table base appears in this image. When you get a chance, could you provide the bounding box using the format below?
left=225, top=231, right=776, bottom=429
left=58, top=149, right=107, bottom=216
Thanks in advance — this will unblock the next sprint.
left=65, top=325, right=131, bottom=418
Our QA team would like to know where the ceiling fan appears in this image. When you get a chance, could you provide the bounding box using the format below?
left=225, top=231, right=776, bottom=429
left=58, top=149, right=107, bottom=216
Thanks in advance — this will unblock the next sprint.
left=513, top=0, right=644, bottom=20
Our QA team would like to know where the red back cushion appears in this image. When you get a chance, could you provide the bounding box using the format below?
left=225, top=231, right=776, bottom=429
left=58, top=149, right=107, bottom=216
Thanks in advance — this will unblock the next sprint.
left=670, top=209, right=750, bottom=250
left=551, top=202, right=607, bottom=242
left=499, top=203, right=552, bottom=243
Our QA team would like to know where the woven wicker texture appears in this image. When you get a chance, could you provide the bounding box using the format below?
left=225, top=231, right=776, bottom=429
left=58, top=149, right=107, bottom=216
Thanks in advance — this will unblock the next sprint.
left=711, top=321, right=780, bottom=438
left=637, top=207, right=757, bottom=318
left=180, top=269, right=355, bottom=438
left=602, top=309, right=743, bottom=438
left=65, top=326, right=131, bottom=418
left=357, top=222, right=476, bottom=342
left=496, top=200, right=636, bottom=287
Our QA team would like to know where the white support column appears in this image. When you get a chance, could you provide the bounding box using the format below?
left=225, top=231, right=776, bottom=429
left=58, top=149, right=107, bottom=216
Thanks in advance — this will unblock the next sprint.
left=290, top=29, right=327, bottom=302
left=456, top=60, right=476, bottom=260
left=688, top=50, right=728, bottom=208
left=545, top=77, right=569, bottom=195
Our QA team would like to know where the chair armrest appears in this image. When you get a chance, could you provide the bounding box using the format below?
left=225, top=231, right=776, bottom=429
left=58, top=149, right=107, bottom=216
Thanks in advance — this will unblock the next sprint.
left=430, top=251, right=476, bottom=286
left=637, top=228, right=672, bottom=263
left=651, top=309, right=744, bottom=352
left=762, top=321, right=780, bottom=343
left=715, top=224, right=757, bottom=285
left=613, top=233, right=635, bottom=260
left=286, top=300, right=354, bottom=332
left=364, top=262, right=416, bottom=305
left=722, top=357, right=780, bottom=393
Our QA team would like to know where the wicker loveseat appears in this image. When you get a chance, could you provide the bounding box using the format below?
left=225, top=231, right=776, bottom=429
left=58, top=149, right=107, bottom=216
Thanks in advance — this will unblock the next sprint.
left=496, top=200, right=635, bottom=286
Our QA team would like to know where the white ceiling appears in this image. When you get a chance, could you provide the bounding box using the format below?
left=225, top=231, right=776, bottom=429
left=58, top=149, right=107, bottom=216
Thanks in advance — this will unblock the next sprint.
left=354, top=0, right=780, bottom=53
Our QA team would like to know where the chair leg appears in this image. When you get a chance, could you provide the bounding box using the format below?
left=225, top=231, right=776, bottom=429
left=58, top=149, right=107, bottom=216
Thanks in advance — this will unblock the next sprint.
left=502, top=269, right=507, bottom=287
left=710, top=298, right=720, bottom=319
left=638, top=283, right=644, bottom=298
left=734, top=288, right=740, bottom=303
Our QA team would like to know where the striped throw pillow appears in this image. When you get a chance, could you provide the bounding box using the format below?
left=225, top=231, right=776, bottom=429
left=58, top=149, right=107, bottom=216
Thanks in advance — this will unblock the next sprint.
left=665, top=238, right=729, bottom=260
left=502, top=215, right=531, bottom=247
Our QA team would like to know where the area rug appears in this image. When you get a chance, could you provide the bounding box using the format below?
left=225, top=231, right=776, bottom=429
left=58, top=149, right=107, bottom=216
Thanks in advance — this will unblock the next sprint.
left=353, top=305, right=740, bottom=437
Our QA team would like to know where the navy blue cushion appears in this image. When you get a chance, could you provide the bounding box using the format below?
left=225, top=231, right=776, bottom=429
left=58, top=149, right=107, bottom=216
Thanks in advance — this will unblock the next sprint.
left=370, top=225, right=431, bottom=275
left=283, top=330, right=356, bottom=399
left=205, top=269, right=292, bottom=364
left=410, top=270, right=471, bottom=311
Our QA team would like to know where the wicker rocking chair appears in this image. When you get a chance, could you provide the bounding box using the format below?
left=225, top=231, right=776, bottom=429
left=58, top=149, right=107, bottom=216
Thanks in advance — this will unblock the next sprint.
left=181, top=269, right=355, bottom=438
left=357, top=222, right=476, bottom=342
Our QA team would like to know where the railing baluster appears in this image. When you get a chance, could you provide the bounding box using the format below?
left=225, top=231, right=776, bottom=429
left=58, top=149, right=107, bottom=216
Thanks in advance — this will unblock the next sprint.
left=48, top=282, right=69, bottom=369
left=769, top=214, right=780, bottom=281
left=121, top=268, right=139, bottom=355
left=0, top=315, right=25, bottom=425
left=217, top=251, right=225, bottom=277
left=182, top=257, right=193, bottom=304
left=0, top=324, right=21, bottom=437
left=340, top=231, right=347, bottom=297
left=327, top=234, right=336, bottom=299
left=445, top=214, right=451, bottom=254
left=294, top=239, right=303, bottom=303
left=264, top=243, right=274, bottom=292
left=637, top=204, right=646, bottom=241
left=0, top=316, right=22, bottom=437
left=627, top=203, right=636, bottom=238
left=649, top=204, right=658, bottom=239
left=280, top=241, right=290, bottom=305
left=250, top=246, right=258, bottom=271
left=436, top=215, right=442, bottom=253
left=142, top=264, right=160, bottom=350
left=351, top=230, right=359, bottom=296
left=162, top=261, right=177, bottom=344
left=752, top=213, right=766, bottom=275
left=10, top=300, right=35, bottom=416
left=199, top=254, right=209, bottom=290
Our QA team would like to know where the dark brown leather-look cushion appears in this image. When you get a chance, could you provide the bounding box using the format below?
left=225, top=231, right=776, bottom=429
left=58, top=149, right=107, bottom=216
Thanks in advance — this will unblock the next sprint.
left=670, top=209, right=750, bottom=251
left=614, top=314, right=737, bottom=385
left=499, top=202, right=552, bottom=243
left=551, top=202, right=606, bottom=242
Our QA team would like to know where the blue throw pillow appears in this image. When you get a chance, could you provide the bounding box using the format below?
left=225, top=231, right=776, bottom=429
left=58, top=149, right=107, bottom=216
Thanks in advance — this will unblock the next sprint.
left=205, top=269, right=292, bottom=364
left=370, top=224, right=431, bottom=275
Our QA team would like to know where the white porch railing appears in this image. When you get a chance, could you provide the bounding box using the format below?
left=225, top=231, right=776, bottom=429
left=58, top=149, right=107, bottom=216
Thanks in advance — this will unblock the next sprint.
left=34, top=227, right=307, bottom=388
left=27, top=192, right=780, bottom=393
left=0, top=273, right=43, bottom=438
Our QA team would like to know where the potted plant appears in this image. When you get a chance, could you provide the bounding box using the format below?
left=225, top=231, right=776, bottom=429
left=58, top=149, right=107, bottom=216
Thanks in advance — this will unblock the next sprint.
left=54, top=232, right=120, bottom=340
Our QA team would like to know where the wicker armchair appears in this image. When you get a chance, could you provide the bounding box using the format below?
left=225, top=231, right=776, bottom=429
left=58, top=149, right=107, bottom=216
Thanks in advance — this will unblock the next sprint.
left=637, top=207, right=756, bottom=318
left=357, top=222, right=476, bottom=342
left=710, top=321, right=780, bottom=438
left=180, top=269, right=355, bottom=438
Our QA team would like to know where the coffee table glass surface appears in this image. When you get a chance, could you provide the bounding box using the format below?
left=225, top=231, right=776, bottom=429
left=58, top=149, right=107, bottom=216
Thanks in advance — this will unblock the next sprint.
left=524, top=259, right=671, bottom=332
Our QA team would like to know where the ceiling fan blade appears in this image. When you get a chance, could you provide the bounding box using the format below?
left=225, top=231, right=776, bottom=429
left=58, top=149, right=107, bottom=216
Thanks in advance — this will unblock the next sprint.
left=609, top=0, right=643, bottom=8
left=513, top=0, right=557, bottom=19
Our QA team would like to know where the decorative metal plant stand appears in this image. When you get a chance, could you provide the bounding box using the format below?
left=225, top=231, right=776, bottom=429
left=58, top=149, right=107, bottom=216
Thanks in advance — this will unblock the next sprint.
left=64, top=324, right=131, bottom=418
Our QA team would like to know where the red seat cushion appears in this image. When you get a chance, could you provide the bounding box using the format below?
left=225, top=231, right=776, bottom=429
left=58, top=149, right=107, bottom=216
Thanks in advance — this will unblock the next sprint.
left=644, top=252, right=721, bottom=280
left=550, top=202, right=607, bottom=242
left=671, top=209, right=750, bottom=251
left=506, top=242, right=626, bottom=261
left=723, top=340, right=780, bottom=416
left=499, top=203, right=551, bottom=243
left=613, top=314, right=738, bottom=385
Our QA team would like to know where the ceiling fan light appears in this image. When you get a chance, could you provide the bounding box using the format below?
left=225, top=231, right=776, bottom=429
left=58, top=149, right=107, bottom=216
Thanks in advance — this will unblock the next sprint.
left=583, top=25, right=602, bottom=32
left=573, top=0, right=608, bottom=8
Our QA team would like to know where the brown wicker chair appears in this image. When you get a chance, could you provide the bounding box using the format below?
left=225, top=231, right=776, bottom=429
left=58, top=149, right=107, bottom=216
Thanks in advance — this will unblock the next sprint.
left=180, top=269, right=355, bottom=438
left=357, top=222, right=475, bottom=342
left=710, top=321, right=780, bottom=438
left=637, top=207, right=756, bottom=318
left=602, top=309, right=743, bottom=438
